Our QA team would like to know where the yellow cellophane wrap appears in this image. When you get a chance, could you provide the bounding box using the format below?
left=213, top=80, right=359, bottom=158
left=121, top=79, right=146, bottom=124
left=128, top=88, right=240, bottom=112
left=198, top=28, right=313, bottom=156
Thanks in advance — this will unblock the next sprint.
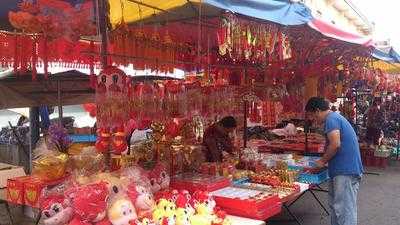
left=33, top=152, right=69, bottom=182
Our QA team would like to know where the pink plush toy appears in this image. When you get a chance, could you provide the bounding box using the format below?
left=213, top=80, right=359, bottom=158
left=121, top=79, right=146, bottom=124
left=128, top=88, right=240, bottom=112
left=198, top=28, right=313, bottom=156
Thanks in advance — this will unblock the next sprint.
left=127, top=183, right=155, bottom=219
left=41, top=194, right=74, bottom=225
left=148, top=163, right=170, bottom=193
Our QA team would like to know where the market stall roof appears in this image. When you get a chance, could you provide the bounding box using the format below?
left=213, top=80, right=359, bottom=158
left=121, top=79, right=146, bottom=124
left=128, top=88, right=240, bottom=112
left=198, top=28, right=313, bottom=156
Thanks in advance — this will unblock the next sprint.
left=0, top=70, right=94, bottom=109
left=0, top=68, right=185, bottom=109
left=109, top=0, right=312, bottom=28
left=308, top=18, right=374, bottom=46
left=372, top=47, right=400, bottom=63
left=372, top=61, right=400, bottom=74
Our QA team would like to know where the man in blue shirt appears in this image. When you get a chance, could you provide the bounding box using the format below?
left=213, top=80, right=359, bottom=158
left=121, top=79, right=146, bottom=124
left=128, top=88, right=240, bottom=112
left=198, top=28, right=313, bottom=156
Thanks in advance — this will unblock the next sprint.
left=305, top=97, right=363, bottom=225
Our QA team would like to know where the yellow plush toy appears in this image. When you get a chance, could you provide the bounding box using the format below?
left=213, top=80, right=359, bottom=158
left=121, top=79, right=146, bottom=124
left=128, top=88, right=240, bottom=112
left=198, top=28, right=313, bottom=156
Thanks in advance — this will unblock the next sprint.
left=175, top=208, right=190, bottom=225
left=156, top=199, right=176, bottom=218
left=190, top=203, right=213, bottom=225
left=152, top=208, right=164, bottom=224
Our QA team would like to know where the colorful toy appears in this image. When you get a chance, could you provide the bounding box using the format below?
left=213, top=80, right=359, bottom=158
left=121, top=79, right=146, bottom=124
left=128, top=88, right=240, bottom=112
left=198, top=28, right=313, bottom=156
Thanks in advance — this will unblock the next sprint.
left=148, top=163, right=170, bottom=193
left=93, top=173, right=124, bottom=198
left=175, top=208, right=191, bottom=225
left=107, top=193, right=138, bottom=225
left=67, top=182, right=109, bottom=225
left=126, top=183, right=155, bottom=219
left=41, top=194, right=74, bottom=225
left=192, top=191, right=216, bottom=213
left=175, top=192, right=195, bottom=217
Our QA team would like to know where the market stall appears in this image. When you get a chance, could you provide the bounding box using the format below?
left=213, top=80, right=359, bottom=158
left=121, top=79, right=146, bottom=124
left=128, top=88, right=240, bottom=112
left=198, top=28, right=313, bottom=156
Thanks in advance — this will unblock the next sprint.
left=0, top=0, right=394, bottom=225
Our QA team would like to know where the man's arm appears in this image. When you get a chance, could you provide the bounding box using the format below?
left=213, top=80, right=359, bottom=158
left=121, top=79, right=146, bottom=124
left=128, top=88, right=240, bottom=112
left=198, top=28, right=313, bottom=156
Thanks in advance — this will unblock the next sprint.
left=204, top=137, right=221, bottom=162
left=316, top=129, right=340, bottom=167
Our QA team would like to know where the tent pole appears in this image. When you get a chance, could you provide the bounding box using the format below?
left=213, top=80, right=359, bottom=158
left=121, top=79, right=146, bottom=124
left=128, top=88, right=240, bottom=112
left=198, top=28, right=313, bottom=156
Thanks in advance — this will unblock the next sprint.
left=99, top=0, right=109, bottom=67
left=98, top=0, right=111, bottom=170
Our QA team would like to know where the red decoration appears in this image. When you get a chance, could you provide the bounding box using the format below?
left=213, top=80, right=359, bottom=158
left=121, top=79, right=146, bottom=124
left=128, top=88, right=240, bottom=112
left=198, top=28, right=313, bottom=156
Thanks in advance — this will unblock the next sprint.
left=111, top=126, right=127, bottom=155
left=95, top=128, right=111, bottom=153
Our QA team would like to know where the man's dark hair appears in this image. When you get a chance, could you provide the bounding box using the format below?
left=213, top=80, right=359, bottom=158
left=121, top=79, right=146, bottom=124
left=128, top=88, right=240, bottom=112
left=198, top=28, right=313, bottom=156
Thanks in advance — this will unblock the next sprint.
left=219, top=116, right=237, bottom=128
left=305, top=97, right=330, bottom=112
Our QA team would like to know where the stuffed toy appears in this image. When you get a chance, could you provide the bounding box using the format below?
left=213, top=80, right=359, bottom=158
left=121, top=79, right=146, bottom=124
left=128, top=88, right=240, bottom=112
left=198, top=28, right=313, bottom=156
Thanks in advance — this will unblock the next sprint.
left=107, top=193, right=138, bottom=225
left=126, top=183, right=155, bottom=219
left=155, top=199, right=176, bottom=218
left=67, top=182, right=109, bottom=225
left=189, top=205, right=212, bottom=225
left=93, top=173, right=124, bottom=198
left=210, top=210, right=232, bottom=225
left=192, top=191, right=216, bottom=213
left=154, top=189, right=176, bottom=202
left=175, top=192, right=195, bottom=217
left=41, top=194, right=74, bottom=225
left=175, top=208, right=191, bottom=225
left=148, top=163, right=170, bottom=193
left=152, top=208, right=164, bottom=224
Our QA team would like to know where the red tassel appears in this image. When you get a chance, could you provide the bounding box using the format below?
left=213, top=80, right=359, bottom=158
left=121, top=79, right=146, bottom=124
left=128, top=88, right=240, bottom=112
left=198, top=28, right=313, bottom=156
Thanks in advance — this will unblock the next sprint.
left=20, top=36, right=28, bottom=73
left=89, top=41, right=96, bottom=88
left=13, top=34, right=19, bottom=74
left=32, top=38, right=37, bottom=81
left=43, top=37, right=48, bottom=79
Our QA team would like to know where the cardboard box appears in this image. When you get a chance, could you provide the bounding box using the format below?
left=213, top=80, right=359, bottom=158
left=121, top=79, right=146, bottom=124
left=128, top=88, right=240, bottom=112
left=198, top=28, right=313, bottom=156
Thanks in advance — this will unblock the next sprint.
left=0, top=163, right=26, bottom=188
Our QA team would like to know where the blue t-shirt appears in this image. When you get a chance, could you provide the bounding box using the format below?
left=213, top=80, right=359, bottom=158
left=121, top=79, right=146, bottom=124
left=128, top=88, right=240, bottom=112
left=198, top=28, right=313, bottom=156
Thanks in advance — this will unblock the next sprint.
left=324, top=112, right=364, bottom=177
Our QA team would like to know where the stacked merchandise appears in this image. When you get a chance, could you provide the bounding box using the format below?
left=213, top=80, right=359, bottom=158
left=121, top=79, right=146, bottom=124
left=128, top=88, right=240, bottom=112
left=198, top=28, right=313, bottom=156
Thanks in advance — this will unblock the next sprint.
left=211, top=186, right=281, bottom=220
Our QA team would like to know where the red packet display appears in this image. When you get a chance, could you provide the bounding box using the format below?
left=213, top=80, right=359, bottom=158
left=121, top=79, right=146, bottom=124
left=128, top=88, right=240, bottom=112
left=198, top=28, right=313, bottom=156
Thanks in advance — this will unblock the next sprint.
left=211, top=186, right=281, bottom=220
left=6, top=176, right=30, bottom=205
left=170, top=172, right=231, bottom=193
left=23, top=177, right=45, bottom=208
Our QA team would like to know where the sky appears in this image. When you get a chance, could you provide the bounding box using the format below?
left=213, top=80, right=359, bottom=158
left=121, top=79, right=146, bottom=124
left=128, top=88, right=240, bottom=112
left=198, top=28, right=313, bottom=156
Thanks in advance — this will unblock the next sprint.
left=351, top=0, right=400, bottom=50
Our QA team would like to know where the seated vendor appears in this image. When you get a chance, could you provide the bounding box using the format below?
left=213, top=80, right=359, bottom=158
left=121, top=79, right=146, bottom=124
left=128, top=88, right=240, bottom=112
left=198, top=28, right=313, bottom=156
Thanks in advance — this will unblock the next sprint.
left=202, top=116, right=237, bottom=162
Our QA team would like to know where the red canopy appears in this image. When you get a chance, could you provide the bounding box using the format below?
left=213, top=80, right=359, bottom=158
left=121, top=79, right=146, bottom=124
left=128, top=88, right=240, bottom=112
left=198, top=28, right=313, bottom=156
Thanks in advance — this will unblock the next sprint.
left=308, top=18, right=374, bottom=47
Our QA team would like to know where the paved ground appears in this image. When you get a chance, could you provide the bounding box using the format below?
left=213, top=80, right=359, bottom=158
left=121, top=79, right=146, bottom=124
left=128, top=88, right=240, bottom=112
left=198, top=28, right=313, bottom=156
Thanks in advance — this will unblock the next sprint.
left=269, top=161, right=400, bottom=225
left=1, top=162, right=400, bottom=225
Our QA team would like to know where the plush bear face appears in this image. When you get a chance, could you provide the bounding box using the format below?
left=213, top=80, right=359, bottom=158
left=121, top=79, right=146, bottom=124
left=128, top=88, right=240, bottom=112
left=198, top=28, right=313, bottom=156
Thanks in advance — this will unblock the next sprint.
left=108, top=198, right=137, bottom=225
left=41, top=196, right=73, bottom=225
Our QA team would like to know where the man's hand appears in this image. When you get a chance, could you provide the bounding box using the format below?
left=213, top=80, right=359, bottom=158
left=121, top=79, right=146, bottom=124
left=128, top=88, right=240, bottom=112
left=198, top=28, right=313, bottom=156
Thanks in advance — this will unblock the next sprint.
left=314, top=159, right=326, bottom=168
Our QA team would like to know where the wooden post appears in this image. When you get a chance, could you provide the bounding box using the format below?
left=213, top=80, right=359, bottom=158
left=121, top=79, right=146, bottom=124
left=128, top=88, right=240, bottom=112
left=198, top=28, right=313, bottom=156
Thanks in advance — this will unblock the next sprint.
left=97, top=0, right=111, bottom=170
left=243, top=68, right=248, bottom=149
left=29, top=107, right=40, bottom=174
